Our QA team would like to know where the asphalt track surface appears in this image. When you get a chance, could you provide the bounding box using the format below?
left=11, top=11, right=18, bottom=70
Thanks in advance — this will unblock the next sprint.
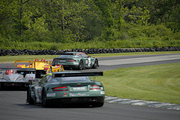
left=0, top=53, right=180, bottom=120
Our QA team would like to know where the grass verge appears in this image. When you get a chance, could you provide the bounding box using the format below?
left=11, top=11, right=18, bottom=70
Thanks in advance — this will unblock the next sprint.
left=0, top=55, right=58, bottom=63
left=97, top=63, right=180, bottom=104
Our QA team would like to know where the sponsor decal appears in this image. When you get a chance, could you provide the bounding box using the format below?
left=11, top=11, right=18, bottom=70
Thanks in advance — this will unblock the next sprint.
left=69, top=93, right=89, bottom=97
left=100, top=91, right=105, bottom=94
left=73, top=87, right=85, bottom=90
left=47, top=93, right=56, bottom=97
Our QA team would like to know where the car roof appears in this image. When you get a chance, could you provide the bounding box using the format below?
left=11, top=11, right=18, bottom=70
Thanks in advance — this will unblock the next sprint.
left=53, top=52, right=88, bottom=59
left=64, top=52, right=86, bottom=55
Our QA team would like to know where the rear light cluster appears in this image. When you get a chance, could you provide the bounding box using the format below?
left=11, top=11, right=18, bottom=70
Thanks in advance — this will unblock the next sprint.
left=68, top=59, right=76, bottom=62
left=90, top=85, right=101, bottom=90
left=53, top=85, right=101, bottom=91
left=54, top=59, right=58, bottom=61
left=53, top=86, right=68, bottom=91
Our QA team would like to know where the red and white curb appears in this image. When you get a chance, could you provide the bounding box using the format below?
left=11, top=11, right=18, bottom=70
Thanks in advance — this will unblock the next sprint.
left=105, top=96, right=180, bottom=111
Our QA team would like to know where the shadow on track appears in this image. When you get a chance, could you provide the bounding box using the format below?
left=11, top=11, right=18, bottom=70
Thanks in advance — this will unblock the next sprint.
left=16, top=103, right=99, bottom=109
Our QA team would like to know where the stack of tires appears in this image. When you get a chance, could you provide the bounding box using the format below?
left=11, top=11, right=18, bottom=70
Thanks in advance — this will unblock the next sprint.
left=0, top=46, right=180, bottom=56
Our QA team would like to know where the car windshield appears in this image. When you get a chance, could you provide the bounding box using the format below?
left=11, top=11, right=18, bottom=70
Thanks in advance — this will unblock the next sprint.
left=53, top=76, right=91, bottom=83
left=59, top=55, right=73, bottom=58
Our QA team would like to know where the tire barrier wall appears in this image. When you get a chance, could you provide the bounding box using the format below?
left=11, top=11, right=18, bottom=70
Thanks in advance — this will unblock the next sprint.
left=0, top=46, right=180, bottom=56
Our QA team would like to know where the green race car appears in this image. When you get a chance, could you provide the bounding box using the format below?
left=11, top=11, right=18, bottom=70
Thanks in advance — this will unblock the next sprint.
left=28, top=71, right=105, bottom=107
left=52, top=52, right=99, bottom=70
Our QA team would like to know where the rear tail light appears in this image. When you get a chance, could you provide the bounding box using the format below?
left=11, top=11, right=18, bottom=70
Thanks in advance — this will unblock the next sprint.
left=53, top=59, right=58, bottom=61
left=68, top=59, right=76, bottom=62
left=90, top=85, right=101, bottom=90
left=53, top=86, right=68, bottom=91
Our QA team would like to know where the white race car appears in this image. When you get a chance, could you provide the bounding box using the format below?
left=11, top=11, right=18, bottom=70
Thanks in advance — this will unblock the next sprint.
left=0, top=68, right=36, bottom=90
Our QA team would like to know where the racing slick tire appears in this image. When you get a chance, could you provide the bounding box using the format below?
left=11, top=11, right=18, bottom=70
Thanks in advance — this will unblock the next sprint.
left=93, top=102, right=104, bottom=107
left=0, top=83, right=3, bottom=89
left=28, top=89, right=35, bottom=105
left=78, top=60, right=84, bottom=70
left=42, top=90, right=50, bottom=107
left=92, top=59, right=98, bottom=69
left=29, top=95, right=35, bottom=105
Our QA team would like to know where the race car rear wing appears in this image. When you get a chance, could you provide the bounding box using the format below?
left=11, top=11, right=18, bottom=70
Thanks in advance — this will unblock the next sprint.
left=0, top=68, right=36, bottom=71
left=53, top=72, right=103, bottom=77
left=0, top=81, right=30, bottom=91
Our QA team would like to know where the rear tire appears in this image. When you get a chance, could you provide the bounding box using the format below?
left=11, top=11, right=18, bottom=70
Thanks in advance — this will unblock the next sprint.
left=28, top=89, right=35, bottom=105
left=93, top=102, right=104, bottom=107
left=78, top=60, right=84, bottom=70
left=0, top=83, right=1, bottom=89
left=92, top=59, right=98, bottom=69
left=42, top=90, right=49, bottom=107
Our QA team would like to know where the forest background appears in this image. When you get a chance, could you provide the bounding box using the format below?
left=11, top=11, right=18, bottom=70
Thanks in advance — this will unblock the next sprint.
left=0, top=0, right=180, bottom=50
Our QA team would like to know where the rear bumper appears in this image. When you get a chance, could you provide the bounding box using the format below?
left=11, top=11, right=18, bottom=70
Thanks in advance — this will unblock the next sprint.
left=47, top=96, right=104, bottom=104
left=63, top=65, right=79, bottom=69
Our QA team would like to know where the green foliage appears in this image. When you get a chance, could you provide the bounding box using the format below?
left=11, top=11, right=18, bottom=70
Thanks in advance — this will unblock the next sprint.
left=0, top=0, right=180, bottom=50
left=50, top=43, right=59, bottom=51
left=4, top=39, right=179, bottom=50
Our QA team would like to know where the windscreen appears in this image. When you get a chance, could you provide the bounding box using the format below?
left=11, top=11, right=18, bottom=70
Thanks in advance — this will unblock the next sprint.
left=59, top=55, right=73, bottom=58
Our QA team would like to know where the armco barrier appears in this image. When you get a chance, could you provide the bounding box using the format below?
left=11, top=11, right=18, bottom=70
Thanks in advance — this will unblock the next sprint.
left=0, top=47, right=180, bottom=56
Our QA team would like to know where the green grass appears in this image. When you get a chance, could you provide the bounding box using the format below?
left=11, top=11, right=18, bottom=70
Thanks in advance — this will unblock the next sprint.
left=97, top=63, right=180, bottom=104
left=0, top=51, right=180, bottom=63
left=0, top=55, right=58, bottom=63
left=90, top=51, right=180, bottom=57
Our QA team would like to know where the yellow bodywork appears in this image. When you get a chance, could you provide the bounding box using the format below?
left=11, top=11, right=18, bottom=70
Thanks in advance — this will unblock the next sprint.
left=15, top=59, right=64, bottom=73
